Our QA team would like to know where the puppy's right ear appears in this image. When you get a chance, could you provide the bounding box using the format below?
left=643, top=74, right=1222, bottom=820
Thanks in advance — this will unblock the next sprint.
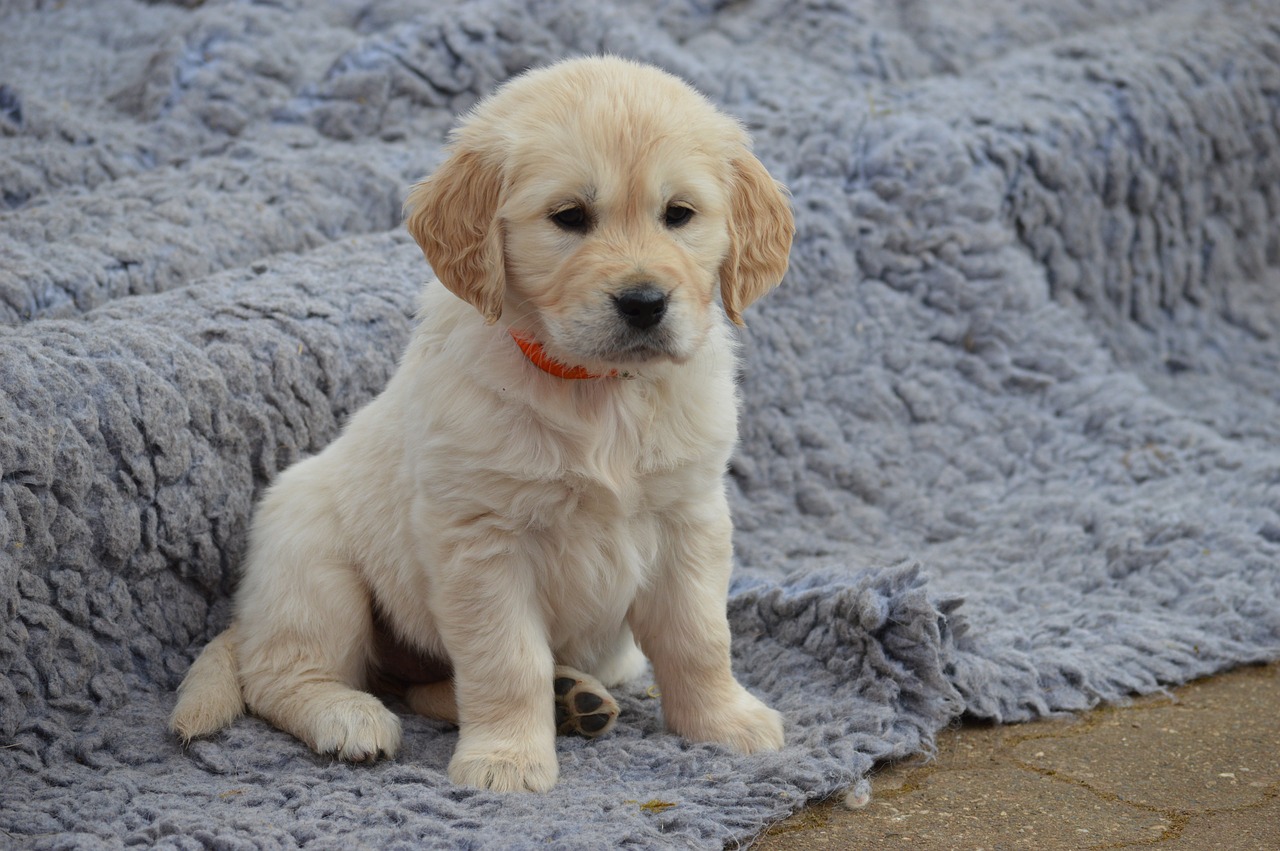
left=404, top=148, right=506, bottom=324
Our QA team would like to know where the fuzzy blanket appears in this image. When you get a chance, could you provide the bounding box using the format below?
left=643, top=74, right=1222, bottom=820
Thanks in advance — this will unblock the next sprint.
left=2, top=0, right=1278, bottom=847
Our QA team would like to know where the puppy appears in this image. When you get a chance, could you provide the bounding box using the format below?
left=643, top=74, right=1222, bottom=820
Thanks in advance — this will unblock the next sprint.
left=170, top=55, right=793, bottom=792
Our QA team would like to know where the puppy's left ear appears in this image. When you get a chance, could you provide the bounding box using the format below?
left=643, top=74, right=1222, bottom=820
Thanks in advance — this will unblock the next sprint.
left=404, top=148, right=506, bottom=324
left=720, top=154, right=794, bottom=326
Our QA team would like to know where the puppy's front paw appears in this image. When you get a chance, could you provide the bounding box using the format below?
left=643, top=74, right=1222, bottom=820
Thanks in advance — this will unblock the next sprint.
left=669, top=688, right=784, bottom=754
left=449, top=736, right=558, bottom=792
left=306, top=692, right=402, bottom=762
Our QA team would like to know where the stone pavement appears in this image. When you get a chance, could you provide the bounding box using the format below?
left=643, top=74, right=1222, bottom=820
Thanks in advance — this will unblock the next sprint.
left=755, top=662, right=1279, bottom=850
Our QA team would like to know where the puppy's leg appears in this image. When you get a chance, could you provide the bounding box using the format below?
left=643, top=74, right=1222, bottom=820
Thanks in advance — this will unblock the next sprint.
left=434, top=548, right=558, bottom=792
left=405, top=681, right=458, bottom=724
left=408, top=666, right=619, bottom=738
left=234, top=485, right=401, bottom=762
left=237, top=553, right=400, bottom=762
left=630, top=489, right=784, bottom=753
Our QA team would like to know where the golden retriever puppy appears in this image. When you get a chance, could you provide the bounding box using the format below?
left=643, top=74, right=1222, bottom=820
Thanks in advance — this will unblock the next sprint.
left=170, top=55, right=793, bottom=792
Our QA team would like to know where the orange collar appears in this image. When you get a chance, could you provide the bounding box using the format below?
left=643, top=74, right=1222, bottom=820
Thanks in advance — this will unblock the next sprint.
left=509, top=331, right=619, bottom=380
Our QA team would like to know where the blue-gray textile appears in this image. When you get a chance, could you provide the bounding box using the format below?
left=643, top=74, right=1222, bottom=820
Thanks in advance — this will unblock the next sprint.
left=2, top=0, right=1278, bottom=847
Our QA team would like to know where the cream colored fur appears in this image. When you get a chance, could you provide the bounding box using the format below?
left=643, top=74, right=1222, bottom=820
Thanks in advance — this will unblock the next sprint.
left=170, top=55, right=794, bottom=792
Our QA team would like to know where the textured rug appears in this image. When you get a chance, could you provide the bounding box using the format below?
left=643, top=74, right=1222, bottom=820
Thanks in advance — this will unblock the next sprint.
left=2, top=0, right=1279, bottom=847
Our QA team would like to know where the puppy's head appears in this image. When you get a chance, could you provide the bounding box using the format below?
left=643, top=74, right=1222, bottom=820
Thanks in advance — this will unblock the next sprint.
left=405, top=56, right=793, bottom=369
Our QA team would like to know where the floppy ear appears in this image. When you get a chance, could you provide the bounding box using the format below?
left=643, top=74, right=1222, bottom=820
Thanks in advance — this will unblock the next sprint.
left=720, top=154, right=794, bottom=326
left=404, top=148, right=506, bottom=324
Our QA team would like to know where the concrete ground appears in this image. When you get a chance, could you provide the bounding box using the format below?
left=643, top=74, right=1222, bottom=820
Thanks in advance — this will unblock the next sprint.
left=755, top=662, right=1279, bottom=850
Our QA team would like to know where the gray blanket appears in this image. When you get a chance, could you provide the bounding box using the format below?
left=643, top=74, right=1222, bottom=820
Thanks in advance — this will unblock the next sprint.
left=3, top=0, right=1278, bottom=847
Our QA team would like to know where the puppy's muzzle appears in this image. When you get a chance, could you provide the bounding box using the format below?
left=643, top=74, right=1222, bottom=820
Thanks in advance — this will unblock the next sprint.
left=612, top=286, right=667, bottom=330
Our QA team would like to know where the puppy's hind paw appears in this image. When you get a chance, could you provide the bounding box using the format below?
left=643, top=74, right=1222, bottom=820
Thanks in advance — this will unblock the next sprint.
left=553, top=666, right=619, bottom=738
left=306, top=692, right=402, bottom=762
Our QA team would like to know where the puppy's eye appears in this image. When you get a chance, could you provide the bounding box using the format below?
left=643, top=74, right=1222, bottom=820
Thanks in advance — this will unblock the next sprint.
left=664, top=204, right=694, bottom=228
left=551, top=205, right=590, bottom=232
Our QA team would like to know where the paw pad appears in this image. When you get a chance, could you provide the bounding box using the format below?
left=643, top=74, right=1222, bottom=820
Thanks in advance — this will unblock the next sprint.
left=553, top=671, right=618, bottom=738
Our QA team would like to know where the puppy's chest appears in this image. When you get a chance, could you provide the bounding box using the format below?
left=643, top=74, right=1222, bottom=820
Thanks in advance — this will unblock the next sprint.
left=532, top=471, right=666, bottom=640
left=556, top=386, right=728, bottom=492
left=526, top=409, right=719, bottom=590
left=535, top=444, right=694, bottom=545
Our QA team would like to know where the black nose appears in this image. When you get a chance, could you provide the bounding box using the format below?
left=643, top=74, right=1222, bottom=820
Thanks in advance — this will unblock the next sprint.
left=613, top=287, right=667, bottom=330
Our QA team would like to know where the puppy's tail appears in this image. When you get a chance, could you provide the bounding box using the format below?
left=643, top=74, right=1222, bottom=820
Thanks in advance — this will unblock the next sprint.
left=169, top=624, right=245, bottom=743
